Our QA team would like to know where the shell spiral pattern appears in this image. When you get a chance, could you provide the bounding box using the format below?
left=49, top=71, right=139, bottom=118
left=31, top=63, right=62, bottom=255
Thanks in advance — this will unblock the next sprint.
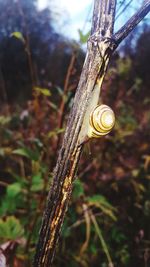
left=88, top=104, right=115, bottom=138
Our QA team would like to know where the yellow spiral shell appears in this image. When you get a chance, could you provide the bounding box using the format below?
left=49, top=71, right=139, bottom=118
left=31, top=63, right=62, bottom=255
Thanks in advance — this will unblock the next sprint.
left=88, top=104, right=115, bottom=138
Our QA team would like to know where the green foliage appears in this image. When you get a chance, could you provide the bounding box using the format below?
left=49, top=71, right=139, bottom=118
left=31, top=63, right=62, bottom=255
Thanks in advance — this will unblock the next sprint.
left=11, top=31, right=25, bottom=43
left=111, top=227, right=127, bottom=244
left=13, top=147, right=40, bottom=161
left=0, top=116, right=11, bottom=125
left=34, top=87, right=51, bottom=97
left=47, top=127, right=65, bottom=138
left=7, top=182, right=22, bottom=198
left=31, top=173, right=44, bottom=192
left=87, top=194, right=117, bottom=221
left=0, top=216, right=24, bottom=241
left=78, top=29, right=90, bottom=44
left=116, top=57, right=132, bottom=78
left=72, top=179, right=84, bottom=199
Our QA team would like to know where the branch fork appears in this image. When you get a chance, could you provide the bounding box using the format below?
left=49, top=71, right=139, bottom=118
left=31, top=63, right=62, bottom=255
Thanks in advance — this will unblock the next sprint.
left=34, top=1, right=150, bottom=266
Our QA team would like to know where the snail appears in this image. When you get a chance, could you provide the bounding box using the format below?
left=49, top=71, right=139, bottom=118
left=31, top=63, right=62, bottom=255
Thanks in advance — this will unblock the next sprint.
left=88, top=104, right=115, bottom=138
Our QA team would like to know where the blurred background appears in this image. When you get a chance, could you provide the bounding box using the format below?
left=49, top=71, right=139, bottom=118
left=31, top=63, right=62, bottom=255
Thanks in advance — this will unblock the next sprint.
left=0, top=0, right=150, bottom=266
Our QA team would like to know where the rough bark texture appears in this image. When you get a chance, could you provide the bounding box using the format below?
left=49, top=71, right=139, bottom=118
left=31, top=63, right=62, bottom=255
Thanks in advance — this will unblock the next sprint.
left=33, top=0, right=150, bottom=266
left=33, top=38, right=116, bottom=267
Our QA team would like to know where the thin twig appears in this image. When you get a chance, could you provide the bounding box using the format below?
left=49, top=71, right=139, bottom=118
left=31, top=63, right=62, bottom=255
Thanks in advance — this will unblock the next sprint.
left=115, top=0, right=134, bottom=21
left=116, top=0, right=126, bottom=14
left=90, top=210, right=113, bottom=266
left=68, top=211, right=103, bottom=231
left=78, top=162, right=94, bottom=178
left=114, top=0, right=150, bottom=45
left=0, top=67, right=8, bottom=103
left=17, top=0, right=36, bottom=89
left=58, top=52, right=76, bottom=130
left=0, top=181, right=9, bottom=187
left=79, top=204, right=91, bottom=255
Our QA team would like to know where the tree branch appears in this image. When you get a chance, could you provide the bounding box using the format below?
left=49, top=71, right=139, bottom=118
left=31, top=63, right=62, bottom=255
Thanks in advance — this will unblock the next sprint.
left=33, top=0, right=150, bottom=266
left=114, top=0, right=150, bottom=45
left=91, top=0, right=116, bottom=36
left=33, top=1, right=117, bottom=266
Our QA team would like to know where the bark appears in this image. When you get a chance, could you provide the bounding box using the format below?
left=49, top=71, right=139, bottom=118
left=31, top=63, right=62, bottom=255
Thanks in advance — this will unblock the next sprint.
left=33, top=0, right=150, bottom=266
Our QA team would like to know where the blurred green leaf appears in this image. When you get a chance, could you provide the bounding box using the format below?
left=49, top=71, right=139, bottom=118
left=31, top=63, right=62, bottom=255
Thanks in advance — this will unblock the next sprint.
left=144, top=97, right=150, bottom=105
left=144, top=200, right=150, bottom=216
left=73, top=179, right=84, bottom=199
left=0, top=197, right=17, bottom=215
left=30, top=138, right=43, bottom=148
left=47, top=128, right=65, bottom=138
left=117, top=57, right=132, bottom=78
left=11, top=31, right=25, bottom=43
left=87, top=195, right=117, bottom=221
left=111, top=227, right=127, bottom=244
left=0, top=183, right=25, bottom=215
left=0, top=148, right=5, bottom=156
left=0, top=116, right=11, bottom=125
left=61, top=219, right=71, bottom=238
left=89, top=243, right=98, bottom=255
left=7, top=182, right=21, bottom=198
left=87, top=195, right=114, bottom=209
left=116, top=245, right=130, bottom=265
left=34, top=87, right=51, bottom=96
left=0, top=216, right=24, bottom=241
left=12, top=147, right=39, bottom=161
left=91, top=212, right=113, bottom=265
left=31, top=173, right=44, bottom=192
left=48, top=101, right=58, bottom=110
left=78, top=29, right=90, bottom=44
left=55, top=86, right=64, bottom=96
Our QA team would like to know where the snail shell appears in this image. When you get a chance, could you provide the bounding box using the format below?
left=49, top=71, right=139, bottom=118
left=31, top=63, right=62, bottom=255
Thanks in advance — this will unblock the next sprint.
left=88, top=104, right=115, bottom=138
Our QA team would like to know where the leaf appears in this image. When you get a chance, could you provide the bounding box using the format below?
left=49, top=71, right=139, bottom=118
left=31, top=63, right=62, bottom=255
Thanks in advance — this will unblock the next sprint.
left=12, top=147, right=39, bottom=161
left=117, top=57, right=132, bottom=78
left=87, top=195, right=117, bottom=221
left=7, top=183, right=21, bottom=198
left=48, top=101, right=58, bottom=110
left=87, top=195, right=114, bottom=209
left=133, top=77, right=142, bottom=91
left=131, top=169, right=139, bottom=177
left=0, top=148, right=5, bottom=156
left=99, top=205, right=117, bottom=221
left=0, top=196, right=17, bottom=215
left=61, top=219, right=71, bottom=238
left=11, top=31, right=25, bottom=43
left=73, top=179, right=84, bottom=199
left=111, top=227, right=127, bottom=244
left=0, top=216, right=24, bottom=241
left=78, top=29, right=90, bottom=44
left=55, top=86, right=64, bottom=96
left=34, top=86, right=51, bottom=96
left=31, top=173, right=44, bottom=192
left=0, top=116, right=11, bottom=125
left=144, top=200, right=150, bottom=216
left=47, top=128, right=65, bottom=138
left=89, top=243, right=98, bottom=255
left=0, top=182, right=25, bottom=215
left=91, top=212, right=113, bottom=265
left=30, top=138, right=43, bottom=148
left=116, top=245, right=130, bottom=265
left=144, top=97, right=150, bottom=105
